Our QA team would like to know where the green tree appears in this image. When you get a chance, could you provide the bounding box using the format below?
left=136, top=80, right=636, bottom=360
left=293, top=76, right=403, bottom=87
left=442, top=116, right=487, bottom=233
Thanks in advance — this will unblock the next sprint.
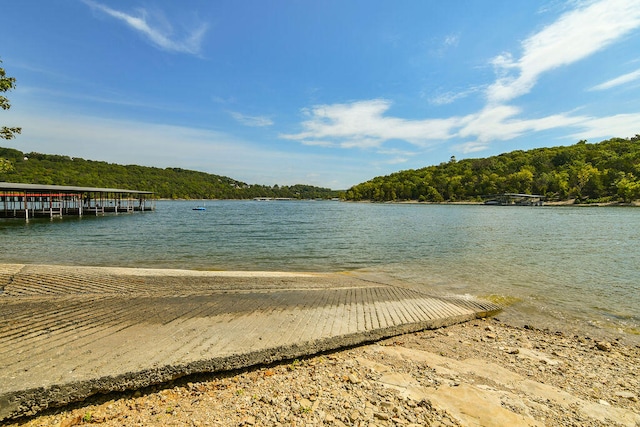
left=571, top=162, right=600, bottom=199
left=423, top=186, right=444, bottom=202
left=0, top=157, right=13, bottom=173
left=615, top=173, right=640, bottom=203
left=1, top=60, right=21, bottom=174
left=505, top=166, right=534, bottom=194
left=1, top=60, right=21, bottom=141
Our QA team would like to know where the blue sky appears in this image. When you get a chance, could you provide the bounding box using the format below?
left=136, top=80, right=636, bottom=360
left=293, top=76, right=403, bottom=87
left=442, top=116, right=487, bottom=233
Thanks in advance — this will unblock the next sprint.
left=2, top=0, right=640, bottom=189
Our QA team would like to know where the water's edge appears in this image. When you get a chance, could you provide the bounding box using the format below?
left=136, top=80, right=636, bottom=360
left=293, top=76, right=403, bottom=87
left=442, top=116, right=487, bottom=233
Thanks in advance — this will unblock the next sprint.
left=2, top=200, right=638, bottom=344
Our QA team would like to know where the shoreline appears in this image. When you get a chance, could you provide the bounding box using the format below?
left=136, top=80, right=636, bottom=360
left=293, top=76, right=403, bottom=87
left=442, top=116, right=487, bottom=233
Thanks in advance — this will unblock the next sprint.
left=469, top=296, right=640, bottom=348
left=6, top=319, right=638, bottom=427
left=2, top=264, right=639, bottom=425
left=153, top=198, right=640, bottom=206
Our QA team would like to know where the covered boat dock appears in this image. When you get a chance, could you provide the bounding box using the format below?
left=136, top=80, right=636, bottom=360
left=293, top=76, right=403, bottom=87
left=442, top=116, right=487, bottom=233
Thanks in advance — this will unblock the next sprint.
left=483, top=193, right=544, bottom=206
left=0, top=182, right=154, bottom=220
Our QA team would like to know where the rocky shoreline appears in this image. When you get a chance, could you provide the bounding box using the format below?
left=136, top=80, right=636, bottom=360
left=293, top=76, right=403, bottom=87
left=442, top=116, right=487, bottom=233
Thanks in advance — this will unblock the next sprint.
left=7, top=317, right=639, bottom=427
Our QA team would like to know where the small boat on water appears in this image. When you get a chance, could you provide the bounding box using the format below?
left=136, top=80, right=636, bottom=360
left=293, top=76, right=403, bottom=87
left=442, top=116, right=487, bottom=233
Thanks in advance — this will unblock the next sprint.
left=192, top=206, right=206, bottom=211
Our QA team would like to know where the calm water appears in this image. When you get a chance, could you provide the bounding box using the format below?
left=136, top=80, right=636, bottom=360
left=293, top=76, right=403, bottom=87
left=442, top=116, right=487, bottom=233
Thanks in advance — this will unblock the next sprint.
left=2, top=200, right=639, bottom=342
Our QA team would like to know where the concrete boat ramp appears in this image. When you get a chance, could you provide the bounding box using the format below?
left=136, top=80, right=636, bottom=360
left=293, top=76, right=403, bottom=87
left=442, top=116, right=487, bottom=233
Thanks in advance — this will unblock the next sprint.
left=0, top=264, right=500, bottom=421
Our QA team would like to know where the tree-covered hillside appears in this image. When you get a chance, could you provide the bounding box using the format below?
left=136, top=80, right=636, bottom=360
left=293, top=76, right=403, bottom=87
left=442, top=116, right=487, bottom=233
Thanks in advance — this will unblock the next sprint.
left=344, top=136, right=640, bottom=203
left=0, top=147, right=339, bottom=200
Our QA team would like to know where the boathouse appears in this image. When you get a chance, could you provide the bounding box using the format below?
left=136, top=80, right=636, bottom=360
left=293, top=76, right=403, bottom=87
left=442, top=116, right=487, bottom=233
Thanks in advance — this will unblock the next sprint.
left=0, top=182, right=154, bottom=220
left=483, top=193, right=544, bottom=206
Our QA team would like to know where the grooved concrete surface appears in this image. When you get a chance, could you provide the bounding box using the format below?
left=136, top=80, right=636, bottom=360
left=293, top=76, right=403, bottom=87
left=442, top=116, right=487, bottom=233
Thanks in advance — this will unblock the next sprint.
left=0, top=264, right=501, bottom=421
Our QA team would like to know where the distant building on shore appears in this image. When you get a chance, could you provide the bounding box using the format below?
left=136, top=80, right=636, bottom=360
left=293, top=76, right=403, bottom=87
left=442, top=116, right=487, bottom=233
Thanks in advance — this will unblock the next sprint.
left=483, top=193, right=544, bottom=206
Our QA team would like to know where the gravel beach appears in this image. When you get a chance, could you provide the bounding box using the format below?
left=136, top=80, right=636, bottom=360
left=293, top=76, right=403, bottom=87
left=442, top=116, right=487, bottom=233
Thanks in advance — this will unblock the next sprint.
left=6, top=316, right=639, bottom=427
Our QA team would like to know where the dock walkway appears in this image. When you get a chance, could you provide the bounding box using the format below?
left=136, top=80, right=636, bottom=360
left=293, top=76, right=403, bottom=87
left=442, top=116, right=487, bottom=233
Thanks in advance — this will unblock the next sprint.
left=0, top=264, right=500, bottom=421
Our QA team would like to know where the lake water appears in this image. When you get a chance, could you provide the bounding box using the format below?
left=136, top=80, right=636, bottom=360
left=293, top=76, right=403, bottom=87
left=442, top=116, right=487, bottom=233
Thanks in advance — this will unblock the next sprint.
left=2, top=200, right=639, bottom=343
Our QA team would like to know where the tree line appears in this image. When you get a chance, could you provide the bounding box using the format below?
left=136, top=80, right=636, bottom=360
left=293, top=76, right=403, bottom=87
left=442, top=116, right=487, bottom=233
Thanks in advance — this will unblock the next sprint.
left=0, top=147, right=339, bottom=200
left=343, top=136, right=640, bottom=203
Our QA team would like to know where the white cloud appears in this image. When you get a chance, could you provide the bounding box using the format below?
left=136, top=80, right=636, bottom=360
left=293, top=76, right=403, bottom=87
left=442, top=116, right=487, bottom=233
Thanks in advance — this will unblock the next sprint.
left=454, top=141, right=490, bottom=154
left=569, top=112, right=640, bottom=140
left=299, top=140, right=337, bottom=148
left=377, top=148, right=418, bottom=157
left=590, top=67, right=640, bottom=90
left=428, top=85, right=483, bottom=105
left=375, top=149, right=417, bottom=165
left=82, top=0, right=208, bottom=55
left=443, top=34, right=460, bottom=48
left=230, top=112, right=274, bottom=127
left=18, top=84, right=180, bottom=112
left=385, top=157, right=410, bottom=165
left=429, top=33, right=461, bottom=58
left=458, top=105, right=588, bottom=143
left=487, top=0, right=640, bottom=103
left=280, top=99, right=459, bottom=149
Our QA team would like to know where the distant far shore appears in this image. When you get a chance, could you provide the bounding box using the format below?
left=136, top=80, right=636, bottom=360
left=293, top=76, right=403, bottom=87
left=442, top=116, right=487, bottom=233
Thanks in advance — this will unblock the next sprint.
left=156, top=197, right=639, bottom=206
left=347, top=199, right=640, bottom=207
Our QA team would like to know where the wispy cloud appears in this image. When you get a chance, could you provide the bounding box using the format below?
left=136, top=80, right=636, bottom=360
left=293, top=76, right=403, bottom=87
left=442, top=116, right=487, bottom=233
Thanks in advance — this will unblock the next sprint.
left=428, top=86, right=483, bottom=105
left=430, top=33, right=460, bottom=57
left=281, top=97, right=593, bottom=152
left=458, top=104, right=589, bottom=144
left=82, top=0, right=208, bottom=55
left=486, top=0, right=640, bottom=103
left=590, top=67, right=640, bottom=90
left=453, top=141, right=491, bottom=154
left=280, top=99, right=459, bottom=149
left=300, top=140, right=339, bottom=148
left=569, top=112, right=640, bottom=140
left=376, top=148, right=418, bottom=165
left=230, top=112, right=274, bottom=127
left=443, top=34, right=460, bottom=48
left=19, top=84, right=183, bottom=112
